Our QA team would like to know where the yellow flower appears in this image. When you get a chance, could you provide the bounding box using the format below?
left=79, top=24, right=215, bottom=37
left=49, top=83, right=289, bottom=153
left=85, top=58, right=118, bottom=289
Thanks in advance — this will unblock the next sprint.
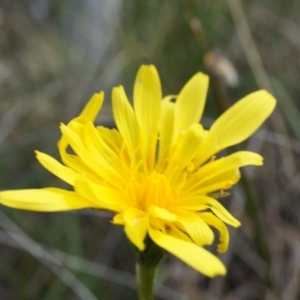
left=0, top=65, right=276, bottom=277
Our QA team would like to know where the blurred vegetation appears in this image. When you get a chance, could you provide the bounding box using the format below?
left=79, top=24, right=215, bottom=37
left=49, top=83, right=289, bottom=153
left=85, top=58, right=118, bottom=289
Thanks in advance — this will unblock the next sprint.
left=0, top=0, right=300, bottom=299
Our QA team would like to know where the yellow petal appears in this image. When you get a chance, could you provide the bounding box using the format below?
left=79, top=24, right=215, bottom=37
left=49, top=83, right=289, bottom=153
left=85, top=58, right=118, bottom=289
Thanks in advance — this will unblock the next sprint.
left=81, top=122, right=129, bottom=184
left=149, top=226, right=226, bottom=277
left=172, top=195, right=240, bottom=228
left=57, top=92, right=104, bottom=157
left=170, top=209, right=214, bottom=245
left=175, top=72, right=209, bottom=131
left=0, top=188, right=91, bottom=211
left=57, top=120, right=106, bottom=182
left=112, top=213, right=124, bottom=225
left=124, top=208, right=148, bottom=251
left=60, top=122, right=104, bottom=175
left=58, top=151, right=101, bottom=184
left=201, top=196, right=241, bottom=227
left=198, top=90, right=276, bottom=164
left=163, top=223, right=193, bottom=243
left=79, top=92, right=104, bottom=121
left=198, top=151, right=262, bottom=183
left=169, top=208, right=203, bottom=222
left=148, top=205, right=177, bottom=221
left=195, top=173, right=240, bottom=195
left=185, top=151, right=262, bottom=193
left=165, top=125, right=204, bottom=181
left=159, top=99, right=175, bottom=160
left=133, top=65, right=162, bottom=146
left=35, top=151, right=81, bottom=186
left=60, top=119, right=125, bottom=189
left=171, top=194, right=213, bottom=210
left=97, top=127, right=129, bottom=163
left=175, top=215, right=214, bottom=246
left=74, top=179, right=127, bottom=212
left=112, top=86, right=141, bottom=161
left=199, top=212, right=230, bottom=253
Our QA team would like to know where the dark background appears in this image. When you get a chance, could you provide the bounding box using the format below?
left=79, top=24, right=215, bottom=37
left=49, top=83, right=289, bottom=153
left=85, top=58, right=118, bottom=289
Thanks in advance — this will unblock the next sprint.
left=0, top=1, right=299, bottom=299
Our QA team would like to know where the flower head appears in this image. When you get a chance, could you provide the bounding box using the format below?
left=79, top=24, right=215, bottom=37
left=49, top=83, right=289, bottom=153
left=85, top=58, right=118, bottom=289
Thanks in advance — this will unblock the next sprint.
left=0, top=65, right=276, bottom=277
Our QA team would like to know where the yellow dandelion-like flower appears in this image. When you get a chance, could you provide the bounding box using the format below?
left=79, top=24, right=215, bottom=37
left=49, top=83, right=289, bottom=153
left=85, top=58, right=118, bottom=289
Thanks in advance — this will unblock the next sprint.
left=0, top=65, right=276, bottom=277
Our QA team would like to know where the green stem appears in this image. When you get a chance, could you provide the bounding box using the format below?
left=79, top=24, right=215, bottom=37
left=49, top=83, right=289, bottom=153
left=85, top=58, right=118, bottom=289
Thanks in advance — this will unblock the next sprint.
left=133, top=235, right=165, bottom=300
left=136, top=261, right=157, bottom=300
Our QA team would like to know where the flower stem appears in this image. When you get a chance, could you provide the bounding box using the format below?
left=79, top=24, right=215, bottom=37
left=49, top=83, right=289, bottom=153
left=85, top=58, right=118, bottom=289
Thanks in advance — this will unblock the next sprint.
left=136, top=261, right=157, bottom=300
left=134, top=235, right=165, bottom=300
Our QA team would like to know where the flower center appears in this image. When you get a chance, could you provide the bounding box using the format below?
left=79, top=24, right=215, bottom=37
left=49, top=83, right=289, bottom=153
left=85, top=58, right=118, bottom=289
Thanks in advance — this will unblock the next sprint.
left=137, top=172, right=172, bottom=210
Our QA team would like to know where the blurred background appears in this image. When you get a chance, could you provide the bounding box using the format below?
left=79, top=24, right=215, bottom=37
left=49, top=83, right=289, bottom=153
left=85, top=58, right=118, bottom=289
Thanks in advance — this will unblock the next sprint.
left=0, top=0, right=299, bottom=299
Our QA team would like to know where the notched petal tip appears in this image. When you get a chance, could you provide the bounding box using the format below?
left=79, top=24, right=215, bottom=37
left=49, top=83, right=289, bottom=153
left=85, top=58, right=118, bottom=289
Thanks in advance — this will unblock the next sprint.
left=137, top=64, right=159, bottom=74
left=112, top=85, right=124, bottom=93
left=79, top=92, right=104, bottom=121
left=112, top=86, right=131, bottom=111
left=175, top=71, right=209, bottom=131
left=133, top=64, right=162, bottom=157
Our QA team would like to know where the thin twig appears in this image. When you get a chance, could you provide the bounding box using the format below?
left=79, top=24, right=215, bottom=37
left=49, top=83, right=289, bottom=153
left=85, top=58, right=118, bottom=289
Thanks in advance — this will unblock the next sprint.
left=0, top=211, right=186, bottom=300
left=0, top=210, right=99, bottom=300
